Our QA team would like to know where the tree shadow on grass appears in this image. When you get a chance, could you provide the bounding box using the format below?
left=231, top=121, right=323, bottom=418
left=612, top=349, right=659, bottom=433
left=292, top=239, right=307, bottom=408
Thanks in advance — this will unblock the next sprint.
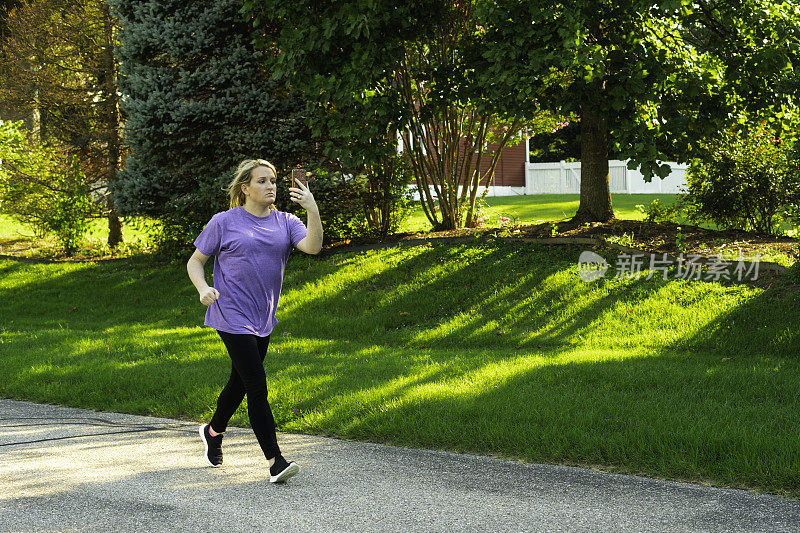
left=0, top=258, right=28, bottom=278
left=271, top=242, right=800, bottom=493
left=667, top=282, right=800, bottom=359
left=353, top=350, right=800, bottom=494
left=280, top=241, right=575, bottom=343
left=0, top=257, right=201, bottom=331
left=0, top=325, right=230, bottom=418
left=279, top=240, right=672, bottom=352
left=274, top=275, right=800, bottom=493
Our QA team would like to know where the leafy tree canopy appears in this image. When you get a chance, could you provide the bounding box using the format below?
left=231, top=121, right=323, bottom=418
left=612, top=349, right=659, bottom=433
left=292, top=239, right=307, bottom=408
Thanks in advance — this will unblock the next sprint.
left=475, top=0, right=800, bottom=178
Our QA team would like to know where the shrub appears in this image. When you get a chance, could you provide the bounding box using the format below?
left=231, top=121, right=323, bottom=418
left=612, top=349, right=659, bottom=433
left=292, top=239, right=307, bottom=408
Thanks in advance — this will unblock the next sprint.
left=635, top=197, right=686, bottom=223
left=685, top=126, right=799, bottom=235
left=359, top=157, right=414, bottom=238
left=285, top=171, right=367, bottom=242
left=785, top=141, right=800, bottom=227
left=35, top=159, right=94, bottom=254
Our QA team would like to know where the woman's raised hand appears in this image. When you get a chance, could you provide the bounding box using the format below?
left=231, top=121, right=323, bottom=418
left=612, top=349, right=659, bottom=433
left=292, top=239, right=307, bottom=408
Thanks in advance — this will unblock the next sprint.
left=289, top=178, right=318, bottom=212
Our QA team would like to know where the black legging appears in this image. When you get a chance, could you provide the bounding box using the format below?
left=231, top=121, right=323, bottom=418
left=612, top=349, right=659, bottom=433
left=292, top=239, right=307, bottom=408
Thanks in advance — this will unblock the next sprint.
left=209, top=331, right=281, bottom=460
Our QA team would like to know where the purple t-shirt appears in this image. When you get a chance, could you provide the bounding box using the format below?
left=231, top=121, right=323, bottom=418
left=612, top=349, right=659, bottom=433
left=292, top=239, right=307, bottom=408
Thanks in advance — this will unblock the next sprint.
left=193, top=207, right=308, bottom=337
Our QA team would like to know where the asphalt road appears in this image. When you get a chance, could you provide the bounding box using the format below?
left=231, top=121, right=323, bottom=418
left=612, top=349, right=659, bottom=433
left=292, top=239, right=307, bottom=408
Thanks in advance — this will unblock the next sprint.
left=1, top=399, right=798, bottom=532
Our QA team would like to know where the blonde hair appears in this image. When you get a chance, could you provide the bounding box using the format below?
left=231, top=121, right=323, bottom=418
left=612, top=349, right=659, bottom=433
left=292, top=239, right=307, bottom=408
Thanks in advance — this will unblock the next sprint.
left=227, top=159, right=278, bottom=210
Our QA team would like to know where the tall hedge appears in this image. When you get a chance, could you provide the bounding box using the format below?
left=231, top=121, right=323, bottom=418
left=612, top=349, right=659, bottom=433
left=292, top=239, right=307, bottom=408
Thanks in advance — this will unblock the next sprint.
left=109, top=0, right=313, bottom=252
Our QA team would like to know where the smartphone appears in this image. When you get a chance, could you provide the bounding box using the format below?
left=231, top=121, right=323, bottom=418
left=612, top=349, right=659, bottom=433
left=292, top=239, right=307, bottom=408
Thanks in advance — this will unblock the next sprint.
left=291, top=168, right=308, bottom=187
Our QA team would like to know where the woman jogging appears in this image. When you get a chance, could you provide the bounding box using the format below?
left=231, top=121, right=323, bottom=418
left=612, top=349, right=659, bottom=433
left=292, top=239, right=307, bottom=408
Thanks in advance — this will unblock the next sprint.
left=187, top=159, right=322, bottom=483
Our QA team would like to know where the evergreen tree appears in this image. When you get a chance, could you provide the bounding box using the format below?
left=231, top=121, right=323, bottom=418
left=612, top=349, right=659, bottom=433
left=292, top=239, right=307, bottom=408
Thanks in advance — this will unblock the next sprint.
left=109, top=0, right=313, bottom=250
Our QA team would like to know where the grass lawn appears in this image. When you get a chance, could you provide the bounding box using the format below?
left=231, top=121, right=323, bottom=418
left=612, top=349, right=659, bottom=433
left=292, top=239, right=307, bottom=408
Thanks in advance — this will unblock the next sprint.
left=1, top=241, right=799, bottom=495
left=0, top=215, right=22, bottom=237
left=399, top=194, right=684, bottom=233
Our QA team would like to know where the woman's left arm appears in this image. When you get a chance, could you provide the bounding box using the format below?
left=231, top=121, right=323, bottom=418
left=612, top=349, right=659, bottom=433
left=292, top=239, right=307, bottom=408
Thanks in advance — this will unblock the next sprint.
left=290, top=179, right=323, bottom=255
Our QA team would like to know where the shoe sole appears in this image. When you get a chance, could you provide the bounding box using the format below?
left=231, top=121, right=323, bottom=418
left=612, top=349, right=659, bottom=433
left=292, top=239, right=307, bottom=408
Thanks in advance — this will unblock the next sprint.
left=269, top=462, right=299, bottom=483
left=199, top=425, right=221, bottom=467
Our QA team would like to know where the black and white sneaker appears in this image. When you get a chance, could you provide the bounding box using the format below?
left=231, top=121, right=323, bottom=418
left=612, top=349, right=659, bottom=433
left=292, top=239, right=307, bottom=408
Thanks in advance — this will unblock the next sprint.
left=199, top=424, right=223, bottom=467
left=269, top=455, right=299, bottom=483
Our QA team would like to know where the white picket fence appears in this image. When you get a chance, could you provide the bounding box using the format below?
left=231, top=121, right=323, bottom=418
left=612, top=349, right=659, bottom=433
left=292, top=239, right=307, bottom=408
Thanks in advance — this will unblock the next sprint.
left=525, top=160, right=687, bottom=195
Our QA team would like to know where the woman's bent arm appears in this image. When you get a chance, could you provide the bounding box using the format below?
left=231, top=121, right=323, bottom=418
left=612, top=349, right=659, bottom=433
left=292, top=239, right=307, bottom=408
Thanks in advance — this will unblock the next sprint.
left=290, top=179, right=323, bottom=255
left=187, top=249, right=220, bottom=305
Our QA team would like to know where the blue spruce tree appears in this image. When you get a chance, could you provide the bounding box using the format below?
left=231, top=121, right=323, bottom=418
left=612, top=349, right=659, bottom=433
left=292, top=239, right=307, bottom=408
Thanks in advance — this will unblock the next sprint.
left=109, top=0, right=313, bottom=250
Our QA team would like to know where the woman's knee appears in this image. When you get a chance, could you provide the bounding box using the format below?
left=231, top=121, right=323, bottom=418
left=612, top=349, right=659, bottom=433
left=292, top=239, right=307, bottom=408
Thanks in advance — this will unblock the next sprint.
left=241, top=373, right=269, bottom=399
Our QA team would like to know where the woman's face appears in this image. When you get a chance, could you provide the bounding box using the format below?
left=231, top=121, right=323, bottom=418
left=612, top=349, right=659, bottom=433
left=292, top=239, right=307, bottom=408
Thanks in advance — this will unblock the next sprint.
left=242, top=166, right=277, bottom=206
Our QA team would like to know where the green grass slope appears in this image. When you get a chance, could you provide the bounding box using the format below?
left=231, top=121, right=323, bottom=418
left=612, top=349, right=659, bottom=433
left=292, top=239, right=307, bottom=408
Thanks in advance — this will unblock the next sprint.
left=1, top=241, right=798, bottom=495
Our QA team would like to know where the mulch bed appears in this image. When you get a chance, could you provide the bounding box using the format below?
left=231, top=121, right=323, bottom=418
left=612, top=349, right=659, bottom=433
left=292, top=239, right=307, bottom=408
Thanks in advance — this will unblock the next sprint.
left=527, top=219, right=799, bottom=259
left=322, top=219, right=799, bottom=288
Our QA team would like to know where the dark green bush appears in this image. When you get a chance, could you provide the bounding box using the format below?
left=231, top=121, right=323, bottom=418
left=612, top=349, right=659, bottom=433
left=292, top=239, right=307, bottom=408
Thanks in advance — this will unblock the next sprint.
left=277, top=171, right=366, bottom=242
left=785, top=141, right=800, bottom=228
left=788, top=247, right=800, bottom=284
left=110, top=0, right=315, bottom=256
left=685, top=126, right=799, bottom=235
left=358, top=157, right=414, bottom=237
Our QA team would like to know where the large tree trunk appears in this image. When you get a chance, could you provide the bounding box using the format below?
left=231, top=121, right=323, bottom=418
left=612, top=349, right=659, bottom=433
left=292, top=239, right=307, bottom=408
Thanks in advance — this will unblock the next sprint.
left=573, top=83, right=613, bottom=223
left=107, top=208, right=123, bottom=246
